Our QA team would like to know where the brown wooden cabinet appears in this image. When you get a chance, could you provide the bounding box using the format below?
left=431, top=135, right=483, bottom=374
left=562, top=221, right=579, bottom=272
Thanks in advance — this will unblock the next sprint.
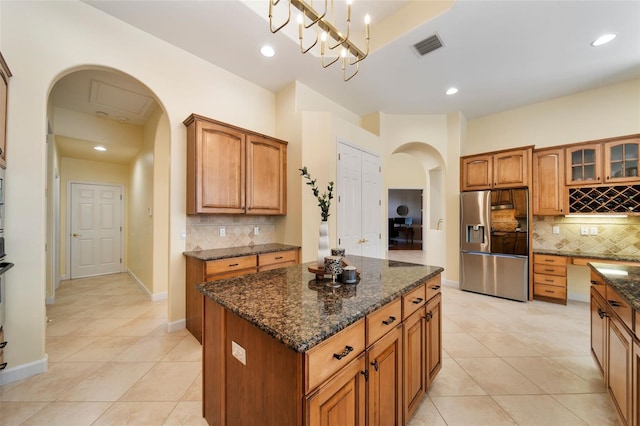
left=632, top=339, right=640, bottom=426
left=306, top=354, right=367, bottom=426
left=532, top=148, right=565, bottom=215
left=185, top=248, right=299, bottom=343
left=184, top=114, right=287, bottom=215
left=366, top=324, right=403, bottom=426
left=0, top=327, right=6, bottom=371
left=604, top=139, right=640, bottom=184
left=0, top=53, right=12, bottom=169
left=425, top=292, right=442, bottom=388
left=533, top=254, right=567, bottom=304
left=590, top=285, right=607, bottom=378
left=566, top=143, right=602, bottom=185
left=403, top=308, right=425, bottom=423
left=608, top=309, right=633, bottom=425
left=461, top=148, right=531, bottom=191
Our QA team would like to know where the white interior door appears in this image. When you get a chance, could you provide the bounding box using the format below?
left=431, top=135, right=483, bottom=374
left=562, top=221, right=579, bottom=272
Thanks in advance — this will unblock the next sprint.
left=337, top=142, right=381, bottom=257
left=70, top=183, right=122, bottom=278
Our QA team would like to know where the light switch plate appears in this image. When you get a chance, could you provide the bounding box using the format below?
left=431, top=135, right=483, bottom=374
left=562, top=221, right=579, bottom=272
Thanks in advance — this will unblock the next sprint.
left=220, top=227, right=226, bottom=237
left=580, top=226, right=589, bottom=235
left=590, top=227, right=598, bottom=235
left=254, top=226, right=259, bottom=236
left=232, top=341, right=246, bottom=365
left=552, top=226, right=560, bottom=234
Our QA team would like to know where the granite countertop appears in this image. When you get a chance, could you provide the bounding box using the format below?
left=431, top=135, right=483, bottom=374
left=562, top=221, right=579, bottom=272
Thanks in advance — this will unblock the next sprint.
left=589, top=262, right=640, bottom=311
left=533, top=249, right=640, bottom=263
left=197, top=255, right=443, bottom=353
left=183, top=243, right=300, bottom=261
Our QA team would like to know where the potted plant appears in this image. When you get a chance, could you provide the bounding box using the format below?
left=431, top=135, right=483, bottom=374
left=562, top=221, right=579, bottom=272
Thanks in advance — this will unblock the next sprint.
left=299, top=167, right=334, bottom=267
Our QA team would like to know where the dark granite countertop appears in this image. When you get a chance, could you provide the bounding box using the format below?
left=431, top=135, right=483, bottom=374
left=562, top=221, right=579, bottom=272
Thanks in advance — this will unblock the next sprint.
left=197, top=255, right=443, bottom=353
left=183, top=243, right=300, bottom=261
left=589, top=262, right=640, bottom=311
left=533, top=249, right=640, bottom=263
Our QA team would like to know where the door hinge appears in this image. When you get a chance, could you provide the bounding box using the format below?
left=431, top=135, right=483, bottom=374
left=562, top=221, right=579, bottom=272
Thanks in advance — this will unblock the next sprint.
left=120, top=258, right=122, bottom=264
left=120, top=226, right=122, bottom=232
left=379, top=234, right=381, bottom=239
left=379, top=166, right=381, bottom=172
left=338, top=238, right=341, bottom=245
left=120, top=194, right=123, bottom=200
left=338, top=195, right=341, bottom=202
left=338, top=153, right=341, bottom=160
left=379, top=200, right=381, bottom=205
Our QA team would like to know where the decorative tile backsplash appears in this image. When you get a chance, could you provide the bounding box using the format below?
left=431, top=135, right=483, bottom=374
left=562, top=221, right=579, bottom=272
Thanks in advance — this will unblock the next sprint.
left=186, top=215, right=277, bottom=251
left=533, top=215, right=640, bottom=256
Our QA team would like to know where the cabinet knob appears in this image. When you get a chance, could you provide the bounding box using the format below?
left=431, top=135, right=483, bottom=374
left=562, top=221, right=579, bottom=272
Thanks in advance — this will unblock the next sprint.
left=371, top=359, right=379, bottom=371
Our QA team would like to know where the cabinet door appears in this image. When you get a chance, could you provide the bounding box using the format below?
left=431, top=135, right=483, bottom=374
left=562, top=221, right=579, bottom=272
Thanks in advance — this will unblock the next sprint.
left=608, top=313, right=632, bottom=425
left=590, top=287, right=607, bottom=378
left=403, top=308, right=425, bottom=422
left=604, top=139, right=640, bottom=183
left=565, top=144, right=601, bottom=185
left=533, top=149, right=565, bottom=215
left=632, top=339, right=640, bottom=426
left=461, top=155, right=492, bottom=191
left=493, top=149, right=529, bottom=188
left=246, top=134, right=287, bottom=215
left=425, top=293, right=442, bottom=388
left=306, top=354, right=366, bottom=426
left=367, top=325, right=403, bottom=426
left=189, top=120, right=246, bottom=214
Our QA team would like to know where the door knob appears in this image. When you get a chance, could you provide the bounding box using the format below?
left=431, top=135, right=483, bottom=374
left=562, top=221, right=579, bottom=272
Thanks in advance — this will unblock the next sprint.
left=72, top=233, right=81, bottom=237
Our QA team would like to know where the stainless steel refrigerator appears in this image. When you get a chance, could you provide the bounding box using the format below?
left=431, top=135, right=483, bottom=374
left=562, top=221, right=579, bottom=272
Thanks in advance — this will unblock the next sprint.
left=460, top=189, right=529, bottom=302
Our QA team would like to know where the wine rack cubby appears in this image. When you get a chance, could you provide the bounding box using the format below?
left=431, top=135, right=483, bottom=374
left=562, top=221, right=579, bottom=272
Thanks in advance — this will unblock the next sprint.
left=568, top=185, right=640, bottom=214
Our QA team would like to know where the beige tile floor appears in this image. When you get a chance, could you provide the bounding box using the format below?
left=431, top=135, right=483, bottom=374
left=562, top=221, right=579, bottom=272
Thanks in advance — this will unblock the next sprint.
left=0, top=252, right=621, bottom=425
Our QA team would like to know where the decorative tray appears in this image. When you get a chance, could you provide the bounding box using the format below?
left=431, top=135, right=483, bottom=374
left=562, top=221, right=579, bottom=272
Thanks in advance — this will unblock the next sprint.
left=308, top=259, right=360, bottom=279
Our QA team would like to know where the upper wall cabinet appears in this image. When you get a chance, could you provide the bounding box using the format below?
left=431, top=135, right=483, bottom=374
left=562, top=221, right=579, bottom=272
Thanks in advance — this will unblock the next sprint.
left=604, top=138, right=640, bottom=183
left=533, top=148, right=565, bottom=216
left=461, top=148, right=531, bottom=191
left=184, top=114, right=287, bottom=215
left=565, top=143, right=601, bottom=185
left=0, top=53, right=12, bottom=169
left=565, top=137, right=640, bottom=186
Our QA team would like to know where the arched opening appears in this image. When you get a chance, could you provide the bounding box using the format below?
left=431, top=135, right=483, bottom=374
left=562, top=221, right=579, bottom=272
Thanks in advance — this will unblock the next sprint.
left=386, top=142, right=446, bottom=267
left=45, top=66, right=171, bottom=337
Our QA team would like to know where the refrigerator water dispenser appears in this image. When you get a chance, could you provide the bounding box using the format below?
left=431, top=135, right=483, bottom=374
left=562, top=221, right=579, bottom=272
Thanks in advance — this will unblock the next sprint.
left=466, top=224, right=485, bottom=244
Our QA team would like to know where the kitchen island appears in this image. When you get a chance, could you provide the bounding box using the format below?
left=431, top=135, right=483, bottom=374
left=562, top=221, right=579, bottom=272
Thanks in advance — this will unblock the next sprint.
left=197, top=255, right=444, bottom=425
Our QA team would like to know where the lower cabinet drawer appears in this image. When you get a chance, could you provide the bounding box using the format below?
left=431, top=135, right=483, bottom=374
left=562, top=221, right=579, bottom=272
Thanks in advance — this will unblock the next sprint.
left=366, top=299, right=402, bottom=347
left=305, top=319, right=365, bottom=394
left=426, top=275, right=442, bottom=301
left=204, top=255, right=257, bottom=279
left=534, top=283, right=566, bottom=299
left=258, top=250, right=298, bottom=272
left=403, top=284, right=426, bottom=319
left=533, top=263, right=566, bottom=276
left=534, top=273, right=566, bottom=287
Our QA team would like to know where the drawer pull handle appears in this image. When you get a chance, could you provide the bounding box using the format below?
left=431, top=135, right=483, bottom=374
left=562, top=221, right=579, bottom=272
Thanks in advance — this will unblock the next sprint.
left=590, top=280, right=601, bottom=285
left=544, top=259, right=555, bottom=262
left=432, top=285, right=441, bottom=290
left=609, top=300, right=623, bottom=307
left=0, top=341, right=6, bottom=349
left=544, top=279, right=554, bottom=283
left=0, top=362, right=6, bottom=370
left=544, top=290, right=554, bottom=293
left=371, top=359, right=379, bottom=371
left=544, top=269, right=554, bottom=272
left=382, top=316, right=396, bottom=325
left=412, top=297, right=424, bottom=305
left=426, top=311, right=433, bottom=320
left=229, top=263, right=239, bottom=267
left=275, top=256, right=283, bottom=260
left=333, top=345, right=354, bottom=360
left=598, top=308, right=608, bottom=319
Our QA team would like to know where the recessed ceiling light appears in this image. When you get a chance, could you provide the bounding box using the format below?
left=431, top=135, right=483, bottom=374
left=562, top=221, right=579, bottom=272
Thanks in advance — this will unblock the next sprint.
left=94, top=146, right=107, bottom=152
left=446, top=87, right=458, bottom=95
left=117, top=116, right=128, bottom=123
left=96, top=111, right=108, bottom=117
left=260, top=45, right=275, bottom=58
left=591, top=33, right=616, bottom=47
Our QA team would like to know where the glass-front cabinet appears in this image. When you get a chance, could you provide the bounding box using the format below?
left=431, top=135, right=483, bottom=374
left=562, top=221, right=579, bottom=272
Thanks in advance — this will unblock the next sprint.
left=604, top=139, right=640, bottom=183
left=565, top=144, right=601, bottom=185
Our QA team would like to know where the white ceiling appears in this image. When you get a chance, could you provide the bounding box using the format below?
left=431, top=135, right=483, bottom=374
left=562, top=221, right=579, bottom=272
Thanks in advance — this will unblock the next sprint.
left=51, top=0, right=640, bottom=164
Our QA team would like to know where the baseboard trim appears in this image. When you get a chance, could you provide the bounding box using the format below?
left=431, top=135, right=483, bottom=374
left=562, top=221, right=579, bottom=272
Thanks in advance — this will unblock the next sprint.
left=442, top=279, right=459, bottom=289
left=127, top=270, right=167, bottom=302
left=0, top=354, right=48, bottom=385
left=45, top=296, right=55, bottom=305
left=59, top=274, right=69, bottom=281
left=568, top=292, right=589, bottom=303
left=167, top=319, right=186, bottom=333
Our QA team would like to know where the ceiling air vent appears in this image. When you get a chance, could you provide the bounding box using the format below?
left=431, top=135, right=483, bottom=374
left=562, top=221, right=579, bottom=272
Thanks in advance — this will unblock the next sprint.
left=412, top=34, right=443, bottom=57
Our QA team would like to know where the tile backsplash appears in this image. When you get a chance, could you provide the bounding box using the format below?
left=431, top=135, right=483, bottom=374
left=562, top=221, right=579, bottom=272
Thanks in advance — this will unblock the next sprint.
left=186, top=215, right=277, bottom=251
left=533, top=215, right=640, bottom=256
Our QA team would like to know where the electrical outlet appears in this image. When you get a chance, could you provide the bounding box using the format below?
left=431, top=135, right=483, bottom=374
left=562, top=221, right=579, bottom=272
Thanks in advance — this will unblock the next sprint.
left=590, top=227, right=598, bottom=235
left=254, top=226, right=259, bottom=236
left=232, top=341, right=246, bottom=365
left=580, top=226, right=589, bottom=235
left=552, top=226, right=560, bottom=234
left=220, top=227, right=226, bottom=237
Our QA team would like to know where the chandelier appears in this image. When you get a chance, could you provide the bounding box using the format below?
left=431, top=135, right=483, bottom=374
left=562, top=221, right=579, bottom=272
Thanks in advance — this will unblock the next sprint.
left=269, top=0, right=370, bottom=82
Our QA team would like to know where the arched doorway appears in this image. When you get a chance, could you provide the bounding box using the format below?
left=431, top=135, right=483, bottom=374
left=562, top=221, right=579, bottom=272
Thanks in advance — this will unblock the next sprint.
left=45, top=66, right=171, bottom=318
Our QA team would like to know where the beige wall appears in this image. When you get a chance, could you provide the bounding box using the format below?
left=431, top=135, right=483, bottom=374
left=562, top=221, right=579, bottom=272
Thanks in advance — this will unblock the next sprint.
left=58, top=157, right=129, bottom=279
left=465, top=78, right=640, bottom=155
left=1, top=0, right=277, bottom=378
left=152, top=111, right=170, bottom=297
